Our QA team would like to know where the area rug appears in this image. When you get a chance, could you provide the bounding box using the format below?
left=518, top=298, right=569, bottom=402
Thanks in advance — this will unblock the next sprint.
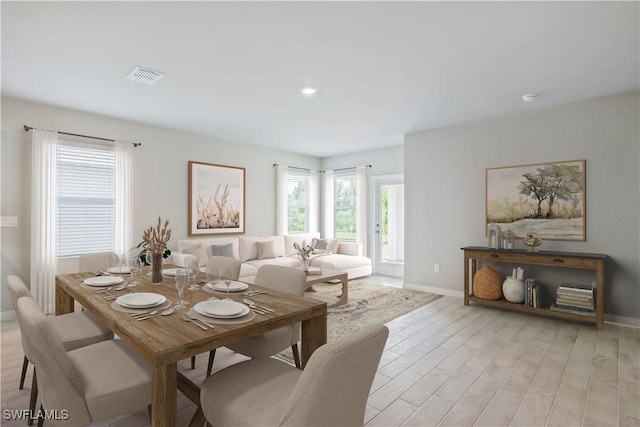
left=277, top=281, right=442, bottom=362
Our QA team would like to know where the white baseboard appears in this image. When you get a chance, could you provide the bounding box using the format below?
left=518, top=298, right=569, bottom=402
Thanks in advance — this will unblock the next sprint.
left=605, top=315, right=640, bottom=329
left=401, top=285, right=640, bottom=329
left=403, top=282, right=464, bottom=298
left=1, top=310, right=17, bottom=323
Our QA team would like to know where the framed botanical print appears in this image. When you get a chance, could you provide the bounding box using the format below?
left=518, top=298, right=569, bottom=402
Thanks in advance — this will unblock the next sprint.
left=189, top=161, right=245, bottom=236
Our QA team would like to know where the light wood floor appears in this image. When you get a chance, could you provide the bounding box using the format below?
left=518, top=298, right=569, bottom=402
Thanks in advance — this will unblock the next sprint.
left=2, top=282, right=639, bottom=426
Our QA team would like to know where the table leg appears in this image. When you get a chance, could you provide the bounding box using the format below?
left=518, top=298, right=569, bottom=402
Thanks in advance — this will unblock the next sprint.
left=55, top=283, right=74, bottom=315
left=336, top=276, right=348, bottom=306
left=300, top=311, right=327, bottom=368
left=151, top=362, right=177, bottom=427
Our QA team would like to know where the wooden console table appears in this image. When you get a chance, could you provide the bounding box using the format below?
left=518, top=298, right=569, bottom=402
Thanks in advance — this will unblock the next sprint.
left=462, top=246, right=606, bottom=329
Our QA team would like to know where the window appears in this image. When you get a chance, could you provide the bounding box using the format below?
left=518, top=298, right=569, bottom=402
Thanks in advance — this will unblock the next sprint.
left=57, top=142, right=115, bottom=256
left=287, top=171, right=310, bottom=234
left=334, top=173, right=357, bottom=241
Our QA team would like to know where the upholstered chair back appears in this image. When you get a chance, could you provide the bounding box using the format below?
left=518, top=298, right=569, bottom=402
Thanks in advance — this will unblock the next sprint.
left=16, top=297, right=92, bottom=426
left=280, top=324, right=389, bottom=426
left=254, top=265, right=307, bottom=296
left=7, top=275, right=35, bottom=359
left=78, top=252, right=112, bottom=273
left=206, top=256, right=241, bottom=280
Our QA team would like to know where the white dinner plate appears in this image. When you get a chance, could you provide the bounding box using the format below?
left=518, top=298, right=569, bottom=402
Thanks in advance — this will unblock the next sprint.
left=206, top=281, right=249, bottom=292
left=83, top=276, right=124, bottom=287
left=162, top=268, right=182, bottom=277
left=116, top=293, right=166, bottom=309
left=107, top=266, right=130, bottom=274
left=194, top=300, right=250, bottom=319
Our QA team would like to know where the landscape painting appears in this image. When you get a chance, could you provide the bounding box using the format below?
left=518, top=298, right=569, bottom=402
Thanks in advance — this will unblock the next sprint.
left=486, top=160, right=586, bottom=241
left=189, top=161, right=245, bottom=236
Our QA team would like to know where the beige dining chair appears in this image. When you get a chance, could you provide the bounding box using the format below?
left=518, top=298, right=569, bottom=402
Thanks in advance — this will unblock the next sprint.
left=78, top=252, right=112, bottom=273
left=225, top=265, right=308, bottom=369
left=199, top=324, right=389, bottom=426
left=191, top=256, right=243, bottom=374
left=16, top=297, right=152, bottom=427
left=7, top=275, right=114, bottom=426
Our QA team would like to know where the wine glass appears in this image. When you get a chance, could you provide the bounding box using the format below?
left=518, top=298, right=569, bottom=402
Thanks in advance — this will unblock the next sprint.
left=127, top=256, right=141, bottom=287
left=187, top=258, right=200, bottom=291
left=222, top=267, right=233, bottom=300
left=145, top=252, right=153, bottom=274
left=206, top=267, right=220, bottom=292
left=174, top=269, right=189, bottom=309
left=109, top=253, right=126, bottom=283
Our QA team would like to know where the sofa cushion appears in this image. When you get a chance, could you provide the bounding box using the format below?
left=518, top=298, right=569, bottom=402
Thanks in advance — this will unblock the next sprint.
left=309, top=254, right=371, bottom=271
left=243, top=257, right=300, bottom=271
left=212, top=243, right=234, bottom=258
left=183, top=244, right=209, bottom=267
left=239, top=236, right=285, bottom=262
left=283, top=233, right=320, bottom=257
left=311, top=238, right=328, bottom=250
left=327, top=238, right=341, bottom=253
left=257, top=241, right=276, bottom=260
left=178, top=237, right=240, bottom=260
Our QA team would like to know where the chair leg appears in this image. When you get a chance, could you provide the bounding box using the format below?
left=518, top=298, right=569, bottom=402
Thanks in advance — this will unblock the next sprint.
left=28, top=369, right=38, bottom=427
left=206, top=349, right=216, bottom=377
left=147, top=404, right=152, bottom=420
left=20, top=355, right=29, bottom=390
left=37, top=405, right=44, bottom=427
left=191, top=355, right=196, bottom=369
left=292, top=344, right=301, bottom=369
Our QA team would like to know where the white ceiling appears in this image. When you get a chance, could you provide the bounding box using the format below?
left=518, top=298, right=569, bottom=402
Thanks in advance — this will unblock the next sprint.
left=2, top=2, right=638, bottom=158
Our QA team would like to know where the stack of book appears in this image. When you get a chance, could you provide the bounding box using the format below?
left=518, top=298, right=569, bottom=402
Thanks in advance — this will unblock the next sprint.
left=524, top=278, right=540, bottom=308
left=550, top=283, right=595, bottom=317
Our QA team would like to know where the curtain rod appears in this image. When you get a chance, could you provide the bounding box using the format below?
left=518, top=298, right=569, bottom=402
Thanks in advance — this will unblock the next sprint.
left=24, top=125, right=142, bottom=147
left=273, top=163, right=372, bottom=173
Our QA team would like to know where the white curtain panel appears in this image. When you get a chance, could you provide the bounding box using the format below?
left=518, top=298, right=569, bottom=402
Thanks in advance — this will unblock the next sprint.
left=308, top=170, right=319, bottom=234
left=114, top=141, right=133, bottom=255
left=30, top=129, right=58, bottom=313
left=276, top=165, right=288, bottom=235
left=356, top=166, right=369, bottom=253
left=323, top=170, right=335, bottom=238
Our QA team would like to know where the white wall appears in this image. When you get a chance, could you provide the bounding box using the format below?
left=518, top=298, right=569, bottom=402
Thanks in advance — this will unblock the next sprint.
left=404, top=91, right=640, bottom=322
left=0, top=97, right=320, bottom=313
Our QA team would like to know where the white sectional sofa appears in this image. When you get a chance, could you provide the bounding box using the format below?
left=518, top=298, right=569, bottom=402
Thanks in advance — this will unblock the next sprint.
left=172, top=233, right=372, bottom=280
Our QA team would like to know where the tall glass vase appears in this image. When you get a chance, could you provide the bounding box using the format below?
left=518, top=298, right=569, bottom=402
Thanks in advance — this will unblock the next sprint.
left=151, top=251, right=163, bottom=284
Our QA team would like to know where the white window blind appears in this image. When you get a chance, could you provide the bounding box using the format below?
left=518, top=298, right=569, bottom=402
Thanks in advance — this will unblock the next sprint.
left=57, top=143, right=115, bottom=257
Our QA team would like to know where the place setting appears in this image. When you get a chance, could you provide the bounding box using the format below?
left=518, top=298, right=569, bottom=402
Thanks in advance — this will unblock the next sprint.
left=110, top=292, right=172, bottom=315
left=189, top=299, right=256, bottom=325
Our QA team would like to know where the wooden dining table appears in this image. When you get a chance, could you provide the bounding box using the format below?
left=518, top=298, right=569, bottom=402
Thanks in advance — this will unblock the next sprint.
left=55, top=267, right=328, bottom=427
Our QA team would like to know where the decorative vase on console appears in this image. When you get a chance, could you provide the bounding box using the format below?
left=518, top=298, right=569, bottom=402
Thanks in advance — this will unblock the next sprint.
left=142, top=217, right=172, bottom=284
left=502, top=276, right=525, bottom=303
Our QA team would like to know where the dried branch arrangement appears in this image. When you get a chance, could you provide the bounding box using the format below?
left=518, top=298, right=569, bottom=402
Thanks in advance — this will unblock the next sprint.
left=142, top=217, right=172, bottom=253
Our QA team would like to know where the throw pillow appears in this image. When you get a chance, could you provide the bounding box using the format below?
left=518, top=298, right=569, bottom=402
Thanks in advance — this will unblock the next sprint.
left=311, top=238, right=328, bottom=250
left=211, top=243, right=234, bottom=258
left=257, top=241, right=276, bottom=260
left=327, top=238, right=341, bottom=254
left=183, top=244, right=208, bottom=267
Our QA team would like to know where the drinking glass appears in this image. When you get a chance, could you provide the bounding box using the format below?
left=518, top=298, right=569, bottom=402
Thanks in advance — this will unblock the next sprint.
left=174, top=269, right=189, bottom=309
left=187, top=258, right=200, bottom=291
left=127, top=256, right=141, bottom=287
left=206, top=267, right=220, bottom=292
left=223, top=267, right=233, bottom=300
left=109, top=253, right=124, bottom=276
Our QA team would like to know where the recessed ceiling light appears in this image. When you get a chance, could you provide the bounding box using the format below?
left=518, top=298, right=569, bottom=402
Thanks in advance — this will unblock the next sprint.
left=301, top=87, right=318, bottom=96
left=522, top=94, right=537, bottom=103
left=126, top=66, right=164, bottom=85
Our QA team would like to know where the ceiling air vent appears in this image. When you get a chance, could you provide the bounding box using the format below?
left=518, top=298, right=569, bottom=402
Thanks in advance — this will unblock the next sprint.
left=126, top=66, right=164, bottom=85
